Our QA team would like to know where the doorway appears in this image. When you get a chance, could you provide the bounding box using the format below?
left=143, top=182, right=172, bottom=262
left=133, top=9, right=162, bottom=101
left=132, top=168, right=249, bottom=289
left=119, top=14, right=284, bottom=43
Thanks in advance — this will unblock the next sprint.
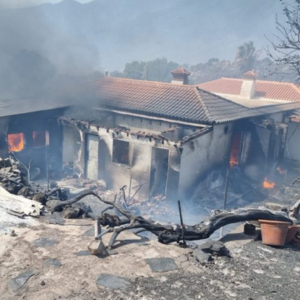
left=149, top=148, right=169, bottom=197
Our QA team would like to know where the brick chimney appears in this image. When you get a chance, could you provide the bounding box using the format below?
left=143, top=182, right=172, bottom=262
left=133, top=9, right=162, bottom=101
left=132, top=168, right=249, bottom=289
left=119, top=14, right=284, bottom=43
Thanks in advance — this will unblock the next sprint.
left=171, top=68, right=191, bottom=85
left=240, top=71, right=257, bottom=99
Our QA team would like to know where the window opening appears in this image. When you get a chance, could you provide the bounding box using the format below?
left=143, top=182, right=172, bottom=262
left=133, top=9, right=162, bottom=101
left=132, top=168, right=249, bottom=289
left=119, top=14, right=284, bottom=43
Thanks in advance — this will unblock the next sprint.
left=32, top=130, right=49, bottom=148
left=113, top=140, right=130, bottom=165
left=7, top=133, right=25, bottom=152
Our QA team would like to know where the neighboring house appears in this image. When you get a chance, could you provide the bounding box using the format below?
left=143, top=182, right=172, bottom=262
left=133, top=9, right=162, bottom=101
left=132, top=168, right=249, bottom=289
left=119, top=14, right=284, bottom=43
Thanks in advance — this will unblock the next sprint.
left=199, top=72, right=300, bottom=164
left=60, top=69, right=300, bottom=199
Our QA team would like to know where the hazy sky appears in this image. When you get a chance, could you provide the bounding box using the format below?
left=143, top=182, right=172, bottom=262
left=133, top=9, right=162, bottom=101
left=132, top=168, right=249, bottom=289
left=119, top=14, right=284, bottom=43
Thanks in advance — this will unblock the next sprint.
left=0, top=0, right=92, bottom=9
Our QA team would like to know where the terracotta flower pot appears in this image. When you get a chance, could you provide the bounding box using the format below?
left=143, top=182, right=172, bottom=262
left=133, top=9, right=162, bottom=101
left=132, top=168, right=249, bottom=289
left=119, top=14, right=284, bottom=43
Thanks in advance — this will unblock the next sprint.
left=285, top=225, right=300, bottom=244
left=259, top=219, right=290, bottom=247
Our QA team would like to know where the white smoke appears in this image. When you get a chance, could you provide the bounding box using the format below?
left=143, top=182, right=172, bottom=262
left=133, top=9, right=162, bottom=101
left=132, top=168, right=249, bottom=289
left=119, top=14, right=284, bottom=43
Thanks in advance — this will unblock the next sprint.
left=0, top=0, right=92, bottom=9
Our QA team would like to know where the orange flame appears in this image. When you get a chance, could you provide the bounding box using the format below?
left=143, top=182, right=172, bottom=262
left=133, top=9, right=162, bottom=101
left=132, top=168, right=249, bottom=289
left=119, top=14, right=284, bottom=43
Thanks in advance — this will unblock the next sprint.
left=8, top=133, right=25, bottom=152
left=263, top=178, right=276, bottom=189
left=276, top=167, right=286, bottom=175
left=229, top=157, right=239, bottom=167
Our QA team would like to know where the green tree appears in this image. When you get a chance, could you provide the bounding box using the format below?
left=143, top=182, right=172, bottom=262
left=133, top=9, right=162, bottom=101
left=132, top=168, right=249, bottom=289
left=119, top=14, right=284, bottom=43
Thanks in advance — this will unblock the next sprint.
left=120, top=58, right=179, bottom=82
left=123, top=61, right=146, bottom=80
left=143, top=58, right=178, bottom=82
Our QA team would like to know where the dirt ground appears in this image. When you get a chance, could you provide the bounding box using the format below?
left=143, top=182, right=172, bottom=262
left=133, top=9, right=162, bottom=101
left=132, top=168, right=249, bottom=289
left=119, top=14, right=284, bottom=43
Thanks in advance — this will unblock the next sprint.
left=0, top=218, right=197, bottom=300
left=1, top=219, right=300, bottom=300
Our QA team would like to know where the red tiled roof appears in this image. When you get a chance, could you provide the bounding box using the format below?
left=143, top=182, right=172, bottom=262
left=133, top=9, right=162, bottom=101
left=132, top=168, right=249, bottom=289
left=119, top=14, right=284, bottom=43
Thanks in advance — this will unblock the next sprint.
left=198, top=78, right=300, bottom=101
left=92, top=77, right=265, bottom=125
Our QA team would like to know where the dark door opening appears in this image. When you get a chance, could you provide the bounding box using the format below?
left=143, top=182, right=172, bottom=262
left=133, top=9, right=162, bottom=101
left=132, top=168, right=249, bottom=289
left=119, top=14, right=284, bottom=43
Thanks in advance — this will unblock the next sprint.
left=149, top=148, right=169, bottom=197
left=229, top=132, right=242, bottom=167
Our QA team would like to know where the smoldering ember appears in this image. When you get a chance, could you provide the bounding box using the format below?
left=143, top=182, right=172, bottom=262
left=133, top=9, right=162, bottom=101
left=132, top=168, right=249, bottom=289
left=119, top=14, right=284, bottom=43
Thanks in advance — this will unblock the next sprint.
left=3, top=1, right=300, bottom=300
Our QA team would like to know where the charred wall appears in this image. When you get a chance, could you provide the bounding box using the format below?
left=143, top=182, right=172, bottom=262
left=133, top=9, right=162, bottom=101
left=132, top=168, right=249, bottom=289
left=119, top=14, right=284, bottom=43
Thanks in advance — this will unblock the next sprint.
left=179, top=123, right=233, bottom=197
left=62, top=114, right=183, bottom=200
left=1, top=109, right=64, bottom=179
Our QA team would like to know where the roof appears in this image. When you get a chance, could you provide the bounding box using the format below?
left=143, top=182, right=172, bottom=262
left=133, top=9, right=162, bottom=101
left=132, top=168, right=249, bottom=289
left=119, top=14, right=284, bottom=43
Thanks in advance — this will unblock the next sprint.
left=198, top=78, right=300, bottom=101
left=92, top=77, right=271, bottom=125
left=255, top=101, right=300, bottom=115
left=0, top=97, right=71, bottom=118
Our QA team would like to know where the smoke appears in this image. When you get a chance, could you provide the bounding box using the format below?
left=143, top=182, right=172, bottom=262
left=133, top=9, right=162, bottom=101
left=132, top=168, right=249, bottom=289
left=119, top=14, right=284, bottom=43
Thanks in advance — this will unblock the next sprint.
left=0, top=0, right=101, bottom=101
left=0, top=0, right=92, bottom=9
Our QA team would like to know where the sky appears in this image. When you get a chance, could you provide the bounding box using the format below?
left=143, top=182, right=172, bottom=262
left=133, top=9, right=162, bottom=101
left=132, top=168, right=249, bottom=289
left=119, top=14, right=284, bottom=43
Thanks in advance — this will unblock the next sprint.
left=0, top=0, right=92, bottom=9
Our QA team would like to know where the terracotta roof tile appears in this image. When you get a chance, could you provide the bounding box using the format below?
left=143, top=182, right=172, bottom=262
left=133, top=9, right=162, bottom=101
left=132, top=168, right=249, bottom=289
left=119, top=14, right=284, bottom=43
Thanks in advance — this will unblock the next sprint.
left=199, top=78, right=300, bottom=101
left=92, top=77, right=265, bottom=125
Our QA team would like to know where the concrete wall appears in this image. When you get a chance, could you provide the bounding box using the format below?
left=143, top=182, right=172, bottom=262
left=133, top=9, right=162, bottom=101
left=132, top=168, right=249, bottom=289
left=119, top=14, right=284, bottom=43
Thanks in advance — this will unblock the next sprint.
left=62, top=126, right=75, bottom=165
left=285, top=121, right=300, bottom=161
left=115, top=115, right=184, bottom=141
left=255, top=127, right=271, bottom=159
left=270, top=113, right=284, bottom=123
left=178, top=123, right=233, bottom=196
left=0, top=117, right=9, bottom=158
left=67, top=121, right=182, bottom=200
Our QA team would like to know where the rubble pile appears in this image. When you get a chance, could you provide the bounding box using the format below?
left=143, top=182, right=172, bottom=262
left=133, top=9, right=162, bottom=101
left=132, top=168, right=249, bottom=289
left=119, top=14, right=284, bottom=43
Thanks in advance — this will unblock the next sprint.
left=0, top=157, right=68, bottom=205
left=61, top=177, right=107, bottom=192
left=192, top=240, right=230, bottom=265
left=129, top=195, right=179, bottom=220
left=266, top=184, right=300, bottom=207
left=192, top=167, right=265, bottom=211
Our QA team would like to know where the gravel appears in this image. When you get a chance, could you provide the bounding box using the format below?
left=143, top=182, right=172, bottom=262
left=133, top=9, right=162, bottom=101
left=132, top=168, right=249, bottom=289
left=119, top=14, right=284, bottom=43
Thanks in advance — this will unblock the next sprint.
left=73, top=241, right=300, bottom=300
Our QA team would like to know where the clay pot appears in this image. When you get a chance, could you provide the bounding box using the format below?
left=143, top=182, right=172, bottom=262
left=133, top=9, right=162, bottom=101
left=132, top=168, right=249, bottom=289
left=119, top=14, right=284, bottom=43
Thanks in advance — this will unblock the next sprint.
left=259, top=219, right=290, bottom=247
left=285, top=225, right=300, bottom=244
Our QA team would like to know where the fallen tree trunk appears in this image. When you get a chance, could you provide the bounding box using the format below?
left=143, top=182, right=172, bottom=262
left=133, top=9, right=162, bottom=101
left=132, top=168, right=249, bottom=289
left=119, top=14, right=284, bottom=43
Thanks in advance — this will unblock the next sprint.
left=47, top=189, right=298, bottom=248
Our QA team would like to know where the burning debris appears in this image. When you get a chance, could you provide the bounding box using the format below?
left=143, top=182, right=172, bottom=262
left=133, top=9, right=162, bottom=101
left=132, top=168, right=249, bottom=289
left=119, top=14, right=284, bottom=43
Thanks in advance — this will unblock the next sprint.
left=262, top=178, right=276, bottom=189
left=0, top=156, right=68, bottom=205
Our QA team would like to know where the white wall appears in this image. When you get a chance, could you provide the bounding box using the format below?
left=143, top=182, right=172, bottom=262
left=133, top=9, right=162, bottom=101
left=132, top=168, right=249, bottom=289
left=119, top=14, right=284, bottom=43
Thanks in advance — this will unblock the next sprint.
left=178, top=123, right=233, bottom=195
left=90, top=126, right=179, bottom=199
left=115, top=115, right=183, bottom=141
left=62, top=126, right=75, bottom=164
left=116, top=115, right=172, bottom=132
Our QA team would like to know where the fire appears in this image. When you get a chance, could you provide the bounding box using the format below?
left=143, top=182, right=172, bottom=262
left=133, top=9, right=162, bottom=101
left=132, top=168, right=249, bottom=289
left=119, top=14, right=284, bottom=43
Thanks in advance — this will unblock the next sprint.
left=276, top=167, right=286, bottom=175
left=263, top=178, right=276, bottom=189
left=7, top=133, right=25, bottom=152
left=229, top=133, right=241, bottom=168
left=229, top=156, right=239, bottom=167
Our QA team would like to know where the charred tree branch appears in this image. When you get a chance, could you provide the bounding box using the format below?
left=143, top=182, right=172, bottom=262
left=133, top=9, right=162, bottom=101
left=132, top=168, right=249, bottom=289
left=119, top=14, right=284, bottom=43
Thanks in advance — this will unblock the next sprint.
left=47, top=189, right=297, bottom=248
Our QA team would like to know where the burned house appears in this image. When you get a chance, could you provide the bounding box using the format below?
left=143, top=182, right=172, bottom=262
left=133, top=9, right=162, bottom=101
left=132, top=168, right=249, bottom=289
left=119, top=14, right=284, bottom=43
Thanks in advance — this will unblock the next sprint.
left=0, top=98, right=72, bottom=179
left=1, top=69, right=300, bottom=200
left=199, top=72, right=300, bottom=166
left=59, top=69, right=300, bottom=200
